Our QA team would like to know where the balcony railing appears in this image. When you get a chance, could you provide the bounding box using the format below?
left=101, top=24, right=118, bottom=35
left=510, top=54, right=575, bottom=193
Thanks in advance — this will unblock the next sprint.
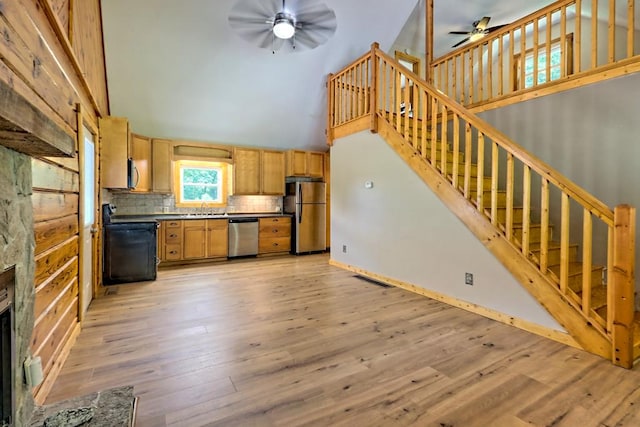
left=431, top=0, right=639, bottom=107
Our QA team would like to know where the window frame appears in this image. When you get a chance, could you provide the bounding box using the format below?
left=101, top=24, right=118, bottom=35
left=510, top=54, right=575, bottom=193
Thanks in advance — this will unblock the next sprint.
left=513, top=33, right=574, bottom=91
left=173, top=159, right=229, bottom=207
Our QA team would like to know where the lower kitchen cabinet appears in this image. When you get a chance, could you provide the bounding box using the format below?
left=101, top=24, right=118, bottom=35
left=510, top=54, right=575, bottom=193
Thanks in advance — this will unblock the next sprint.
left=160, top=219, right=229, bottom=263
left=258, top=217, right=291, bottom=254
left=183, top=220, right=207, bottom=259
left=207, top=219, right=228, bottom=258
left=162, top=220, right=183, bottom=261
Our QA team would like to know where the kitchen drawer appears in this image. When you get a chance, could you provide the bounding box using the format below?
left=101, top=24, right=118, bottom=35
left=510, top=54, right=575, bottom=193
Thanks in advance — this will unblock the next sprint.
left=259, top=217, right=291, bottom=236
left=165, top=244, right=182, bottom=260
left=259, top=236, right=291, bottom=254
left=164, top=220, right=182, bottom=229
left=164, top=228, right=182, bottom=243
left=259, top=224, right=291, bottom=237
left=259, top=217, right=291, bottom=225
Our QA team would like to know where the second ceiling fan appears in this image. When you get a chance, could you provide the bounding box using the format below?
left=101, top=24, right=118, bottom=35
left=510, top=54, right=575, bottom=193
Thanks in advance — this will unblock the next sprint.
left=449, top=16, right=506, bottom=48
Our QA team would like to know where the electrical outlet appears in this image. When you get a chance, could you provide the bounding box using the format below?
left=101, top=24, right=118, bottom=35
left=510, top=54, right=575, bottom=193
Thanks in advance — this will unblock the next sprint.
left=465, top=272, right=474, bottom=286
left=342, top=245, right=347, bottom=253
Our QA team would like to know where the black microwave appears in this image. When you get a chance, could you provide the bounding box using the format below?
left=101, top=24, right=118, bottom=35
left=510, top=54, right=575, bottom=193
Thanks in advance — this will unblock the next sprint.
left=127, top=158, right=137, bottom=189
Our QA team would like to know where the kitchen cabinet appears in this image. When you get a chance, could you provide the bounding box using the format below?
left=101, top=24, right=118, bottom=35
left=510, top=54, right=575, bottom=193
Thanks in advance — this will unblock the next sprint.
left=285, top=150, right=325, bottom=180
left=160, top=218, right=229, bottom=263
left=130, top=133, right=151, bottom=192
left=261, top=150, right=285, bottom=195
left=152, top=138, right=173, bottom=193
left=162, top=220, right=183, bottom=261
left=234, top=148, right=286, bottom=195
left=234, top=147, right=261, bottom=194
left=183, top=220, right=207, bottom=259
left=100, top=116, right=130, bottom=189
left=258, top=217, right=291, bottom=254
left=206, top=219, right=228, bottom=258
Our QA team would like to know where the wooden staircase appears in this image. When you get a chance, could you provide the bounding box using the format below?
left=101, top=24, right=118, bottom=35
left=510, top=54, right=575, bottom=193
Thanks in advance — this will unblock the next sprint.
left=328, top=44, right=640, bottom=368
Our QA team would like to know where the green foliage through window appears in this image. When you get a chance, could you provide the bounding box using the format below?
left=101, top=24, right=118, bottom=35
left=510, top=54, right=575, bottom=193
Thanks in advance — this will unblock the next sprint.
left=180, top=165, right=221, bottom=203
left=523, top=43, right=562, bottom=89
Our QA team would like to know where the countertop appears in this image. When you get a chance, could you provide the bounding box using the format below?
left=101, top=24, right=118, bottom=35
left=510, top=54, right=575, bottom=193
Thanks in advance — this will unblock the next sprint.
left=110, top=213, right=292, bottom=223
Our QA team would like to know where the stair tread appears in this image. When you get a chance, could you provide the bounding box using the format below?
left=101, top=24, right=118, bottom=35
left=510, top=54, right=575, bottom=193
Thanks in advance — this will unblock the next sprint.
left=586, top=286, right=608, bottom=310
left=529, top=241, right=578, bottom=251
left=548, top=262, right=605, bottom=277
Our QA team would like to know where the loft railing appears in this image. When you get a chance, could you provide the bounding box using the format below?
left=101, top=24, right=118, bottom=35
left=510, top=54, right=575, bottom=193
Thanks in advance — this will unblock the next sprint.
left=430, top=0, right=639, bottom=107
left=327, top=43, right=636, bottom=367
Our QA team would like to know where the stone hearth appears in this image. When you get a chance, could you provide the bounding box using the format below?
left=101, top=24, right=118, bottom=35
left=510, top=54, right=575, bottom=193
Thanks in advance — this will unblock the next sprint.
left=0, top=144, right=36, bottom=426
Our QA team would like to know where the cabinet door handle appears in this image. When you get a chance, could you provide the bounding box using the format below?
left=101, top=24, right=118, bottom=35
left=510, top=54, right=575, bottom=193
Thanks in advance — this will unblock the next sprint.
left=169, top=234, right=177, bottom=238
left=272, top=242, right=279, bottom=246
left=169, top=250, right=177, bottom=254
left=273, top=229, right=278, bottom=233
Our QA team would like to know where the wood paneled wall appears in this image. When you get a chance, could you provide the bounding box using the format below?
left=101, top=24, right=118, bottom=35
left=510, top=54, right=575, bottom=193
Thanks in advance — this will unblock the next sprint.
left=0, top=0, right=108, bottom=402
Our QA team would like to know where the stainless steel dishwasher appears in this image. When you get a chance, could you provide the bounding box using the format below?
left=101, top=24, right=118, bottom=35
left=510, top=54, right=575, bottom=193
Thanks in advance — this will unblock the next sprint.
left=228, top=218, right=259, bottom=257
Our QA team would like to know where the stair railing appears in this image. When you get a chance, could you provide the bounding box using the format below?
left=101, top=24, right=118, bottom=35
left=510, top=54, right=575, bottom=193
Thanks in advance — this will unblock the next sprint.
left=431, top=0, right=639, bottom=108
left=327, top=43, right=636, bottom=367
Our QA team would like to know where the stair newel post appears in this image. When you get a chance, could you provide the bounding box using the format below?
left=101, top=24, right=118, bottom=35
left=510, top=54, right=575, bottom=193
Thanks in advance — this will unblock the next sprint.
left=369, top=42, right=379, bottom=122
left=611, top=204, right=636, bottom=368
left=326, top=73, right=334, bottom=146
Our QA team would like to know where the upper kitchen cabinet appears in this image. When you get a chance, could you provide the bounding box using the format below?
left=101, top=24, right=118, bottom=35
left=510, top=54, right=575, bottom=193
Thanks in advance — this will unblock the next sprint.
left=234, top=147, right=261, bottom=195
left=99, top=116, right=130, bottom=189
left=286, top=150, right=325, bottom=180
left=130, top=133, right=151, bottom=192
left=233, top=148, right=286, bottom=195
left=261, top=150, right=285, bottom=195
left=151, top=139, right=173, bottom=193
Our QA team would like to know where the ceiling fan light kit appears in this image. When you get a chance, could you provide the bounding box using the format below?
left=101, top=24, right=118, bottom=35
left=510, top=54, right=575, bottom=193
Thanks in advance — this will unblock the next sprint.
left=228, top=0, right=337, bottom=53
left=273, top=13, right=295, bottom=39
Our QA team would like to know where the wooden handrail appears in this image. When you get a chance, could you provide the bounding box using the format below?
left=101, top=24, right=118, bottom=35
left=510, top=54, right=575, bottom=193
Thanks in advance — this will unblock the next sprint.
left=430, top=0, right=639, bottom=109
left=328, top=44, right=636, bottom=366
left=433, top=0, right=574, bottom=65
left=376, top=47, right=614, bottom=225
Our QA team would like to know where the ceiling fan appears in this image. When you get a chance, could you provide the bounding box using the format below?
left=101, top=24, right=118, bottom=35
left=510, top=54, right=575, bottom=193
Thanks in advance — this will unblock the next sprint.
left=228, top=0, right=337, bottom=53
left=449, top=16, right=507, bottom=48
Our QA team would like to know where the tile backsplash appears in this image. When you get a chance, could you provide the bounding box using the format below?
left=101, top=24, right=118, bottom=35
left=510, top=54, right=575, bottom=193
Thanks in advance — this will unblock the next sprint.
left=110, top=192, right=283, bottom=216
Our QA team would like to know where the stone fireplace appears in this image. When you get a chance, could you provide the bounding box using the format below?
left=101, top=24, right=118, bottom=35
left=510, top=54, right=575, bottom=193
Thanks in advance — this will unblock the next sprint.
left=0, top=145, right=35, bottom=426
left=0, top=266, right=14, bottom=425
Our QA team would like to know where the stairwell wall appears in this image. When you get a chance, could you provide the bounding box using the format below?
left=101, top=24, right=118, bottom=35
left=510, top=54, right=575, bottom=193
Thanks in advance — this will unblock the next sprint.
left=331, top=130, right=564, bottom=330
left=478, top=72, right=640, bottom=310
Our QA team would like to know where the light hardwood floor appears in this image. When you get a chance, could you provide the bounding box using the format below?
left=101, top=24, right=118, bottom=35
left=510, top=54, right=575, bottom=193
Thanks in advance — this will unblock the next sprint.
left=47, top=254, right=640, bottom=426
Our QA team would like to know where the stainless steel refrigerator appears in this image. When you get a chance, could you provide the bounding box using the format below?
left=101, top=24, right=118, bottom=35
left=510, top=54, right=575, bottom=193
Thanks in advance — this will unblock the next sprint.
left=285, top=180, right=326, bottom=254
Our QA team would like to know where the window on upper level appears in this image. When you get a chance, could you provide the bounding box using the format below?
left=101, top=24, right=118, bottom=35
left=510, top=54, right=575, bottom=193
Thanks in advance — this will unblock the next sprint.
left=174, top=160, right=229, bottom=207
left=514, top=34, right=573, bottom=90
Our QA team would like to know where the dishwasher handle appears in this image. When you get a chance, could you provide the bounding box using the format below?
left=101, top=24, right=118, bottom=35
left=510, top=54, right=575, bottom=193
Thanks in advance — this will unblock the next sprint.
left=228, top=218, right=259, bottom=223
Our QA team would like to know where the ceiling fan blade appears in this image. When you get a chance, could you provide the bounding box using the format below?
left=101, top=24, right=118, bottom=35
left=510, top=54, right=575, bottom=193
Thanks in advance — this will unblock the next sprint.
left=475, top=16, right=491, bottom=30
left=448, top=31, right=471, bottom=35
left=229, top=0, right=279, bottom=22
left=293, top=30, right=324, bottom=50
left=452, top=37, right=470, bottom=48
left=485, top=24, right=508, bottom=33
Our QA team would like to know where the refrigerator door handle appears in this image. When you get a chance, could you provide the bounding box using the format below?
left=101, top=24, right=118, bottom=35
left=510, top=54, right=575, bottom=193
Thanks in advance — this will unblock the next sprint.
left=298, top=182, right=302, bottom=204
left=298, top=202, right=303, bottom=224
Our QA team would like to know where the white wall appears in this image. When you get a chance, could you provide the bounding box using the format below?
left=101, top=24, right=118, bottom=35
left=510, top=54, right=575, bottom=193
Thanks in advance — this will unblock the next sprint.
left=331, top=131, right=564, bottom=331
left=479, top=72, right=640, bottom=308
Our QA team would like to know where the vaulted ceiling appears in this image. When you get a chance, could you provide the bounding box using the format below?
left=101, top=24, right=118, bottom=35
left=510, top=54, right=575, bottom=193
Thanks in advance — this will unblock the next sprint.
left=101, top=0, right=554, bottom=151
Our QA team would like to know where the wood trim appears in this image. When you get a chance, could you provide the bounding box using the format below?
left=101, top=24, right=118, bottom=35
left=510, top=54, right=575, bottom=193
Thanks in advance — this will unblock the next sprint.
left=332, top=116, right=370, bottom=140
left=373, top=117, right=612, bottom=359
left=38, top=0, right=103, bottom=116
left=33, top=321, right=81, bottom=405
left=329, top=259, right=581, bottom=349
left=469, top=55, right=640, bottom=115
left=0, top=78, right=75, bottom=157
